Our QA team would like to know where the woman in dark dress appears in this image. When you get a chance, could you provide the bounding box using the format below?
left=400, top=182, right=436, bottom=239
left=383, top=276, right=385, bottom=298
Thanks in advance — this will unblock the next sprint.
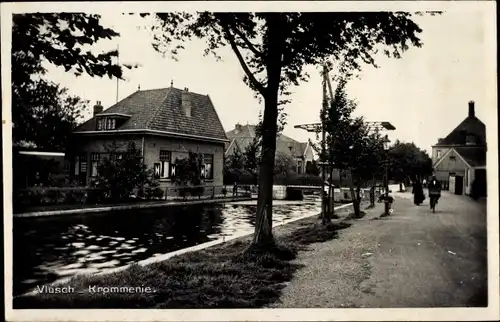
left=412, top=177, right=425, bottom=205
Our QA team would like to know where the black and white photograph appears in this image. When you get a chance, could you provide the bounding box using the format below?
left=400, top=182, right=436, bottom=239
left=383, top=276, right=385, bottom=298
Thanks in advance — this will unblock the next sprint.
left=2, top=1, right=498, bottom=321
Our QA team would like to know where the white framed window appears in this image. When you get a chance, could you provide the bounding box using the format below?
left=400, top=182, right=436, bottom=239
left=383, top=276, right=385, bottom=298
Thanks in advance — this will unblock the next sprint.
left=97, top=119, right=103, bottom=130
left=160, top=150, right=171, bottom=178
left=111, top=119, right=116, bottom=130
left=90, top=153, right=101, bottom=177
left=436, top=150, right=442, bottom=159
left=202, top=154, right=214, bottom=179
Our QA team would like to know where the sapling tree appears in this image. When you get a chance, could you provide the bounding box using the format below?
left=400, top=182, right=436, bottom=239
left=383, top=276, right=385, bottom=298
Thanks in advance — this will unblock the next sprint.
left=146, top=11, right=429, bottom=247
left=315, top=78, right=384, bottom=218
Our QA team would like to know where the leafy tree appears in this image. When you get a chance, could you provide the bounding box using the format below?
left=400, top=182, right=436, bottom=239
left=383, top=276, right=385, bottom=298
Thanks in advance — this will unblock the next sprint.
left=227, top=149, right=245, bottom=170
left=171, top=152, right=203, bottom=187
left=94, top=141, right=152, bottom=202
left=242, top=138, right=261, bottom=184
left=388, top=140, right=433, bottom=185
left=13, top=80, right=89, bottom=150
left=273, top=151, right=295, bottom=176
left=305, top=160, right=320, bottom=176
left=12, top=13, right=135, bottom=149
left=316, top=78, right=384, bottom=219
left=148, top=11, right=428, bottom=246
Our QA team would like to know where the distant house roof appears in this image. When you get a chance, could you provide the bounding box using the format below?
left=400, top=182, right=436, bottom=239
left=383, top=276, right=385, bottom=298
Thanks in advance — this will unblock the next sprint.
left=454, top=147, right=486, bottom=167
left=433, top=101, right=486, bottom=147
left=74, top=87, right=228, bottom=143
left=225, top=123, right=308, bottom=157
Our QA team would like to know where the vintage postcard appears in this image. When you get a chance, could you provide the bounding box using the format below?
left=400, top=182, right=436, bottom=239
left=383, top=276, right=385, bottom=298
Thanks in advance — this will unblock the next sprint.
left=1, top=1, right=498, bottom=321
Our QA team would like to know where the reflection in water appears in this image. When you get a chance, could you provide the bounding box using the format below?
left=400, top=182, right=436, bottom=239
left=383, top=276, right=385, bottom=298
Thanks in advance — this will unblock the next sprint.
left=13, top=201, right=321, bottom=296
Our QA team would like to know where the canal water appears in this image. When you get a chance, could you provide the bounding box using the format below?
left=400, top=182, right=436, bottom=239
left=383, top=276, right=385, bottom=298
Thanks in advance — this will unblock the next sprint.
left=13, top=199, right=322, bottom=296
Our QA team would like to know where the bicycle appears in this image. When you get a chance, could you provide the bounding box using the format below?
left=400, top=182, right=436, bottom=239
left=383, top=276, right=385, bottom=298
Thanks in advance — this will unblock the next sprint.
left=429, top=194, right=440, bottom=213
left=430, top=196, right=437, bottom=213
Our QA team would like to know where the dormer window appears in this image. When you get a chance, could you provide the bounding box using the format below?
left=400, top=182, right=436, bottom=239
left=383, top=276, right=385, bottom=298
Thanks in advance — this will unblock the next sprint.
left=96, top=117, right=117, bottom=130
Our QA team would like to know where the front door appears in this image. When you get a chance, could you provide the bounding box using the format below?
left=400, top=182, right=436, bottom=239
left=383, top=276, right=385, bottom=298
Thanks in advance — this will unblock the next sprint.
left=474, top=169, right=487, bottom=197
left=455, top=175, right=464, bottom=195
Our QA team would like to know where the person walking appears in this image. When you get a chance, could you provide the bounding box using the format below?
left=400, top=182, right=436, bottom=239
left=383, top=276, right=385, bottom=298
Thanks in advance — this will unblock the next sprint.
left=427, top=175, right=442, bottom=210
left=232, top=182, right=238, bottom=197
left=412, top=177, right=425, bottom=205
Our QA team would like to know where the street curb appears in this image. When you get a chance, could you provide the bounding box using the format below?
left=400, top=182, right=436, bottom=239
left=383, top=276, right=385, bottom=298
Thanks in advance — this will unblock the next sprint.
left=14, top=196, right=255, bottom=218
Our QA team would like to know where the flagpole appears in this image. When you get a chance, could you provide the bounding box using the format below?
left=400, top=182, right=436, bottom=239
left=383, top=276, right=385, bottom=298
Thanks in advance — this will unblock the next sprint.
left=116, top=44, right=119, bottom=103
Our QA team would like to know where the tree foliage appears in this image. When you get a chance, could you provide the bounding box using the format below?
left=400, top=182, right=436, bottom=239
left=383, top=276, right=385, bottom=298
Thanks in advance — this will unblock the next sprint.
left=147, top=11, right=428, bottom=246
left=388, top=140, right=433, bottom=183
left=273, top=151, right=295, bottom=176
left=171, top=153, right=203, bottom=187
left=305, top=160, right=320, bottom=176
left=14, top=80, right=89, bottom=150
left=314, top=78, right=385, bottom=218
left=94, top=141, right=151, bottom=202
left=12, top=13, right=135, bottom=149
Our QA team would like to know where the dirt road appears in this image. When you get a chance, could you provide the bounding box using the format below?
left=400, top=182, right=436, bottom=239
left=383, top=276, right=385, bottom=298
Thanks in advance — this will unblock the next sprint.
left=273, top=190, right=488, bottom=308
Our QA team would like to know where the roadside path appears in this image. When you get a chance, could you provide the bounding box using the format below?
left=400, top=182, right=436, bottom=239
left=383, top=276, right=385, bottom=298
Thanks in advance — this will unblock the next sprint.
left=271, top=190, right=488, bottom=308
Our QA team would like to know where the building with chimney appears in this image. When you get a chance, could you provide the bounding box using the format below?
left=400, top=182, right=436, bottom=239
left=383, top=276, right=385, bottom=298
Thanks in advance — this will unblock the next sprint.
left=431, top=100, right=486, bottom=197
left=69, top=87, right=228, bottom=189
left=225, top=123, right=315, bottom=174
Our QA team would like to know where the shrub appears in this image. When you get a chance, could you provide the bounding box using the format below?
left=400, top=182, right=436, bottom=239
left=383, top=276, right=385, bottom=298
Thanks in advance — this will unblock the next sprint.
left=93, top=141, right=152, bottom=202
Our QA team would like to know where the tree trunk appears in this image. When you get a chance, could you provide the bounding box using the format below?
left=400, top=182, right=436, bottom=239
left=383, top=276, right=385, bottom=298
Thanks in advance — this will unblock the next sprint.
left=370, top=174, right=376, bottom=207
left=353, top=188, right=361, bottom=217
left=251, top=15, right=284, bottom=247
left=325, top=164, right=333, bottom=223
left=349, top=179, right=361, bottom=218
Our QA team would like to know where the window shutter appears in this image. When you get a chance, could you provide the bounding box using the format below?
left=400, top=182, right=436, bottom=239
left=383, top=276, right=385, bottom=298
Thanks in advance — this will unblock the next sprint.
left=154, top=163, right=161, bottom=179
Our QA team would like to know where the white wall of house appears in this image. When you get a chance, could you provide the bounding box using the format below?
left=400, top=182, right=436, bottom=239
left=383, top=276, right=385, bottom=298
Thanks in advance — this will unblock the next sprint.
left=432, top=147, right=451, bottom=165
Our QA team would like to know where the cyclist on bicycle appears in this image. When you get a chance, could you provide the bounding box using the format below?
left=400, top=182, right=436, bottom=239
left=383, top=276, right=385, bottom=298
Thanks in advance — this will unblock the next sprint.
left=427, top=175, right=442, bottom=210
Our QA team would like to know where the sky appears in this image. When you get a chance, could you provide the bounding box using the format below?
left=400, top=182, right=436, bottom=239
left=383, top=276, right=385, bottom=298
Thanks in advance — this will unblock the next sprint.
left=39, top=7, right=496, bottom=156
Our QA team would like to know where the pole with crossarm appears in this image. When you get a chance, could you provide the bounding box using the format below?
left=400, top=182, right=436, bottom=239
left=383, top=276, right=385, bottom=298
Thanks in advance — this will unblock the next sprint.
left=294, top=120, right=396, bottom=217
left=294, top=122, right=327, bottom=219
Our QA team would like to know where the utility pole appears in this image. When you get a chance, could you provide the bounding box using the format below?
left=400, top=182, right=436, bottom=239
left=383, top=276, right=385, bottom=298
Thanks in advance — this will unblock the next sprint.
left=116, top=44, right=119, bottom=103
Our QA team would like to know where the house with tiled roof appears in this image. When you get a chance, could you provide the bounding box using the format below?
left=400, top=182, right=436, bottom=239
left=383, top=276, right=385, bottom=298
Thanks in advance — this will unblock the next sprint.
left=431, top=100, right=486, bottom=197
left=69, top=86, right=228, bottom=189
left=225, top=123, right=314, bottom=174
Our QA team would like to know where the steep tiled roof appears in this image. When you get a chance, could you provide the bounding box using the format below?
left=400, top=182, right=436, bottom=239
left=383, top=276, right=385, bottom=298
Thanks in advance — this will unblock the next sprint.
left=74, top=87, right=228, bottom=142
left=225, top=124, right=307, bottom=157
left=454, top=147, right=486, bottom=167
left=434, top=116, right=486, bottom=146
left=226, top=124, right=257, bottom=138
left=276, top=135, right=307, bottom=158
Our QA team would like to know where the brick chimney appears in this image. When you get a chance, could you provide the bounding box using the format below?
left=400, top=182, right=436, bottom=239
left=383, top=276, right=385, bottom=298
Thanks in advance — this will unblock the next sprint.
left=468, top=100, right=475, bottom=117
left=181, top=88, right=191, bottom=117
left=93, top=101, right=103, bottom=116
left=234, top=123, right=242, bottom=134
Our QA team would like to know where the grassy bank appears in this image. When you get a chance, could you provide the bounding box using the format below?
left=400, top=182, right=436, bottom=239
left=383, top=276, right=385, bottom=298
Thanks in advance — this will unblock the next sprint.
left=14, top=205, right=357, bottom=309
